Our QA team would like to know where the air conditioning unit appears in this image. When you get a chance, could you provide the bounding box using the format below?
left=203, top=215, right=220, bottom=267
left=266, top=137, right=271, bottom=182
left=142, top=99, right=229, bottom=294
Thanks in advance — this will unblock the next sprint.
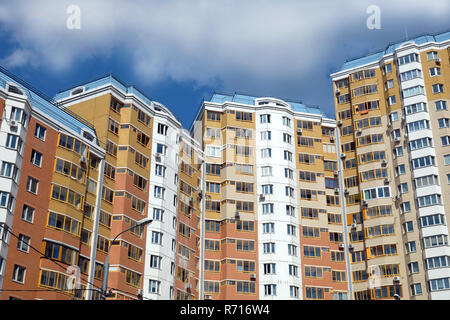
left=334, top=188, right=339, bottom=194
left=334, top=170, right=339, bottom=176
left=387, top=122, right=392, bottom=127
left=348, top=244, right=354, bottom=251
left=395, top=195, right=401, bottom=201
left=250, top=274, right=256, bottom=281
left=186, top=284, right=192, bottom=292
left=204, top=295, right=212, bottom=300
left=297, top=128, right=302, bottom=135
left=356, top=129, right=362, bottom=135
left=259, top=194, right=265, bottom=202
left=189, top=197, right=194, bottom=206
left=351, top=223, right=357, bottom=229
left=340, top=153, right=346, bottom=159
left=393, top=276, right=401, bottom=283
left=381, top=160, right=387, bottom=166
left=235, top=211, right=240, bottom=220
left=384, top=178, right=390, bottom=184
left=436, top=58, right=441, bottom=65
left=155, top=153, right=162, bottom=162
left=361, top=200, right=368, bottom=207
left=394, top=136, right=401, bottom=142
left=80, top=155, right=88, bottom=168
left=344, top=189, right=349, bottom=195
left=337, top=120, right=343, bottom=127
left=338, top=243, right=345, bottom=250
left=9, top=120, right=17, bottom=127
left=335, top=89, right=341, bottom=95
left=330, top=136, right=335, bottom=142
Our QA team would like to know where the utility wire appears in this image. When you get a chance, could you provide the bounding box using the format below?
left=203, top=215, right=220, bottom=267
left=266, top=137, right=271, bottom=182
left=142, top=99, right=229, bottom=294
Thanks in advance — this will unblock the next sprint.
left=2, top=226, right=104, bottom=294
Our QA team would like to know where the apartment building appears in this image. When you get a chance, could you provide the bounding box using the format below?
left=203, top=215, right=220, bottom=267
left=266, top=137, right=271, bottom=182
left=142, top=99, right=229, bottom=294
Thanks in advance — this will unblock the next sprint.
left=0, top=66, right=106, bottom=300
left=191, top=93, right=349, bottom=300
left=331, top=31, right=450, bottom=300
left=54, top=75, right=190, bottom=300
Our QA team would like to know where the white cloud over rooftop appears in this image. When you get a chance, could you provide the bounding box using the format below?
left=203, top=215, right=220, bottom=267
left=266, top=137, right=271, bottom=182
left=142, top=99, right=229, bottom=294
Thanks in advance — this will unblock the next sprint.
left=0, top=0, right=448, bottom=116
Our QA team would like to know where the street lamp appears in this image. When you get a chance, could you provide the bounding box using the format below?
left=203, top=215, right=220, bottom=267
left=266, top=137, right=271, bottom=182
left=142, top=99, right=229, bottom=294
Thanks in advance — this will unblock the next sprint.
left=101, top=217, right=153, bottom=300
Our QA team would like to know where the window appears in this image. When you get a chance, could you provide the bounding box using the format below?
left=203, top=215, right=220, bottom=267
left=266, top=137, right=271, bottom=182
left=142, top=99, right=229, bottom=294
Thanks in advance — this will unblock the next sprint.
left=260, top=131, right=271, bottom=140
left=283, top=133, right=292, bottom=144
left=430, top=67, right=441, bottom=77
left=261, top=148, right=272, bottom=158
left=412, top=156, right=435, bottom=169
left=263, top=223, right=275, bottom=234
left=207, top=111, right=221, bottom=121
left=305, top=287, right=324, bottom=300
left=108, top=118, right=119, bottom=134
left=436, top=100, right=447, bottom=110
left=399, top=69, right=421, bottom=82
left=404, top=102, right=426, bottom=115
left=261, top=184, right=273, bottom=195
left=420, top=214, right=445, bottom=228
left=262, top=203, right=274, bottom=214
left=263, top=242, right=275, bottom=254
left=397, top=53, right=419, bottom=65
left=264, top=284, right=277, bottom=296
left=6, top=134, right=22, bottom=151
left=136, top=131, right=150, bottom=146
left=30, top=150, right=43, bottom=167
left=263, top=263, right=276, bottom=275
left=406, top=241, right=416, bottom=254
left=235, top=111, right=252, bottom=121
left=282, top=116, right=291, bottom=127
left=260, top=114, right=271, bottom=124
left=156, top=143, right=167, bottom=155
left=283, top=150, right=293, bottom=161
left=157, top=123, right=168, bottom=136
left=410, top=283, right=422, bottom=296
left=403, top=221, right=414, bottom=233
left=21, top=205, right=34, bottom=223
left=398, top=183, right=408, bottom=194
left=438, top=118, right=450, bottom=128
left=432, top=84, right=444, bottom=94
left=429, top=278, right=450, bottom=292
left=426, top=51, right=439, bottom=61
left=155, top=164, right=166, bottom=177
left=206, top=145, right=221, bottom=157
left=426, top=256, right=449, bottom=270
left=400, top=202, right=411, bottom=213
left=151, top=231, right=163, bottom=245
left=417, top=194, right=441, bottom=208
left=26, top=177, right=39, bottom=194
left=387, top=95, right=396, bottom=106
left=261, top=166, right=272, bottom=176
left=290, top=286, right=300, bottom=298
left=150, top=255, right=162, bottom=269
left=12, top=265, right=26, bottom=284
left=105, top=140, right=117, bottom=156
left=287, top=224, right=296, bottom=236
left=149, top=279, right=161, bottom=294
left=154, top=186, right=165, bottom=199
left=17, top=234, right=30, bottom=253
left=386, top=79, right=394, bottom=89
left=34, top=124, right=46, bottom=141
left=0, top=162, right=18, bottom=181
left=423, top=235, right=448, bottom=248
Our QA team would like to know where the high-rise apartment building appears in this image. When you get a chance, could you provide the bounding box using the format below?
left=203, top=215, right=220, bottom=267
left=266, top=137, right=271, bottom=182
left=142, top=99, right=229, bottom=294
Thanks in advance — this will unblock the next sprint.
left=191, top=93, right=349, bottom=300
left=0, top=66, right=106, bottom=300
left=331, top=31, right=450, bottom=300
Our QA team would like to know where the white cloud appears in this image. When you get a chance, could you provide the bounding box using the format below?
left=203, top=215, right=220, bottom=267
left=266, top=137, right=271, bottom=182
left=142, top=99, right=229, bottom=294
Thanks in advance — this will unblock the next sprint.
left=0, top=0, right=448, bottom=114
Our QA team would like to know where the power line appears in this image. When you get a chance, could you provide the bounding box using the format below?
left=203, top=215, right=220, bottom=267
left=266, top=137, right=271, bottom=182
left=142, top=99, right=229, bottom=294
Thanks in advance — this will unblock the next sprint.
left=2, top=226, right=104, bottom=293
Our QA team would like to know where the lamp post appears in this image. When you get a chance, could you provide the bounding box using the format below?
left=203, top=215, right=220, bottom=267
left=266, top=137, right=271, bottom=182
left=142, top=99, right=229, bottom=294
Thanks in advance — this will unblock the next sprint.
left=101, top=217, right=153, bottom=300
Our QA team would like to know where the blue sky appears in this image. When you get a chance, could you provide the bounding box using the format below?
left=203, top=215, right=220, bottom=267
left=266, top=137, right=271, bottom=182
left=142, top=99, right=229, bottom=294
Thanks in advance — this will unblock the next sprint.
left=0, top=0, right=448, bottom=128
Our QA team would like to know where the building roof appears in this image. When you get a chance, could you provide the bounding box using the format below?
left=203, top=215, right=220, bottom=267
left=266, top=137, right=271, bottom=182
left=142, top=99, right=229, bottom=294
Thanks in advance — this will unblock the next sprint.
left=208, top=91, right=325, bottom=116
left=0, top=65, right=96, bottom=137
left=55, top=73, right=179, bottom=122
left=338, top=30, right=450, bottom=72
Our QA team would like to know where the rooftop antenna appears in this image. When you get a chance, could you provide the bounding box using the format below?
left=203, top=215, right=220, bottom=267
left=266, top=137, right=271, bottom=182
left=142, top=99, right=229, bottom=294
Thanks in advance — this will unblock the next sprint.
left=404, top=25, right=409, bottom=41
